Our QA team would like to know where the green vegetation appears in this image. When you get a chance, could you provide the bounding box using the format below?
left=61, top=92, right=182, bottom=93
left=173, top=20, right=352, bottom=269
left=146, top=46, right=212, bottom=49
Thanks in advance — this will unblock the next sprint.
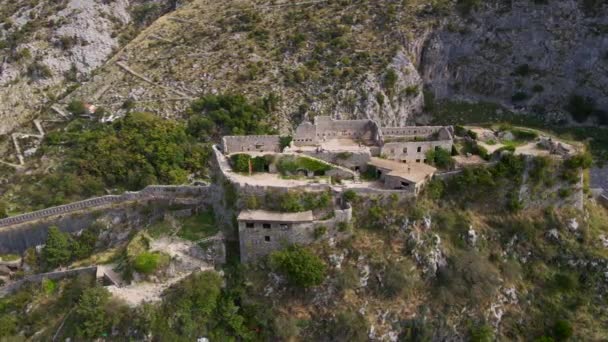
left=42, top=227, right=74, bottom=269
left=66, top=100, right=87, bottom=115
left=270, top=245, right=327, bottom=288
left=187, top=94, right=277, bottom=140
left=177, top=210, right=219, bottom=241
left=425, top=147, right=455, bottom=169
left=276, top=155, right=332, bottom=176
left=133, top=251, right=170, bottom=275
left=430, top=99, right=608, bottom=162
left=424, top=154, right=526, bottom=211
left=230, top=153, right=272, bottom=173
left=6, top=112, right=208, bottom=211
left=266, top=190, right=332, bottom=212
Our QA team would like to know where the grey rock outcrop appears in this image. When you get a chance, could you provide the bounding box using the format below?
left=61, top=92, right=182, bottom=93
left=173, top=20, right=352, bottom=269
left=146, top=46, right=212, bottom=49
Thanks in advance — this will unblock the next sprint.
left=338, top=50, right=424, bottom=126
left=421, top=0, right=608, bottom=122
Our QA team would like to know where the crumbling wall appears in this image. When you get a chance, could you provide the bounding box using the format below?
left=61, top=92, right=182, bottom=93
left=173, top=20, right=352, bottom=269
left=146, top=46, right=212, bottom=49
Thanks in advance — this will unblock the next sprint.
left=299, top=150, right=372, bottom=171
left=313, top=116, right=380, bottom=143
left=222, top=135, right=281, bottom=154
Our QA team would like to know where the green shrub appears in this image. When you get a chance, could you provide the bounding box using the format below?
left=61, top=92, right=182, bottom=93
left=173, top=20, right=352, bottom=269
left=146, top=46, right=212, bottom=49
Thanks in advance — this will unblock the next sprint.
left=470, top=324, right=494, bottom=342
left=73, top=287, right=112, bottom=338
left=276, top=156, right=331, bottom=176
left=511, top=128, right=538, bottom=141
left=343, top=190, right=357, bottom=203
left=377, top=260, right=418, bottom=299
left=42, top=226, right=72, bottom=269
left=566, top=95, right=596, bottom=123
left=425, top=147, right=455, bottom=169
left=279, top=136, right=292, bottom=151
left=384, top=69, right=398, bottom=96
left=553, top=320, right=573, bottom=341
left=187, top=94, right=276, bottom=139
left=133, top=252, right=170, bottom=275
left=313, top=226, right=327, bottom=239
left=270, top=245, right=326, bottom=288
left=67, top=100, right=87, bottom=115
left=326, top=311, right=369, bottom=341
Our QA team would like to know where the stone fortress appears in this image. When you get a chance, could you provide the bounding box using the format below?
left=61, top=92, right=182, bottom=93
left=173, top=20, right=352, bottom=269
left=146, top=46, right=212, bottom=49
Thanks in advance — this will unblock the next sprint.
left=0, top=114, right=588, bottom=279
left=218, top=116, right=455, bottom=261
left=222, top=116, right=454, bottom=194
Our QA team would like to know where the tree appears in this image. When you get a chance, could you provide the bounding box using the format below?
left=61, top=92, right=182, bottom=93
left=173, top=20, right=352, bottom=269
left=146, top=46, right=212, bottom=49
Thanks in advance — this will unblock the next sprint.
left=155, top=271, right=223, bottom=339
left=74, top=287, right=111, bottom=338
left=0, top=200, right=7, bottom=219
left=426, top=147, right=455, bottom=169
left=42, top=226, right=72, bottom=269
left=270, top=245, right=326, bottom=288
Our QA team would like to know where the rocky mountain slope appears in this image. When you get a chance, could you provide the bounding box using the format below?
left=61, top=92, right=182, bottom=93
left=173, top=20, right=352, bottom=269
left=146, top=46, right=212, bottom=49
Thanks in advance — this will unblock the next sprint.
left=0, top=0, right=178, bottom=134
left=1, top=0, right=607, bottom=138
left=422, top=0, right=608, bottom=124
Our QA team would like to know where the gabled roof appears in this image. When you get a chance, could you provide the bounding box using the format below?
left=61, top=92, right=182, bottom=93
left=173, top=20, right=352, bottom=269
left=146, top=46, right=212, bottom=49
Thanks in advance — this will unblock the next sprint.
left=237, top=210, right=314, bottom=223
left=369, top=157, right=436, bottom=183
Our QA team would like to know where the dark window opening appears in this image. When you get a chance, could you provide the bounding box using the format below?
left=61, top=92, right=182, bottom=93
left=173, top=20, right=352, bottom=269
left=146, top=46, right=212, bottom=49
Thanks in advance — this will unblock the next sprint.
left=416, top=159, right=421, bottom=163
left=264, top=236, right=271, bottom=242
left=401, top=181, right=409, bottom=187
left=246, top=222, right=254, bottom=228
left=417, top=146, right=422, bottom=152
left=263, top=223, right=271, bottom=229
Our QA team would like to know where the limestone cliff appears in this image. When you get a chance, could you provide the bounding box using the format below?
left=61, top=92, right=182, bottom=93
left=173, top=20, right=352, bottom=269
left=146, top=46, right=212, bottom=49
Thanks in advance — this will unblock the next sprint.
left=421, top=0, right=608, bottom=124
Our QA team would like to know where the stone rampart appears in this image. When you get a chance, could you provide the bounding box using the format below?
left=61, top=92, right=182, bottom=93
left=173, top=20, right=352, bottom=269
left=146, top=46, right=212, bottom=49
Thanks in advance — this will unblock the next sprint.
left=0, top=185, right=208, bottom=229
left=222, top=135, right=281, bottom=154
left=380, top=126, right=444, bottom=137
left=0, top=266, right=98, bottom=297
left=0, top=185, right=211, bottom=253
left=238, top=205, right=352, bottom=262
left=381, top=140, right=453, bottom=163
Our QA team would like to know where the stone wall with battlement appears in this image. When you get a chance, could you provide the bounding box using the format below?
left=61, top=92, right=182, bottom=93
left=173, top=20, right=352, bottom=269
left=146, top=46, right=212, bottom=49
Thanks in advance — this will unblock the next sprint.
left=0, top=185, right=212, bottom=253
left=380, top=126, right=445, bottom=137
left=0, top=266, right=98, bottom=297
left=222, top=135, right=281, bottom=154
left=294, top=116, right=381, bottom=146
left=381, top=140, right=453, bottom=163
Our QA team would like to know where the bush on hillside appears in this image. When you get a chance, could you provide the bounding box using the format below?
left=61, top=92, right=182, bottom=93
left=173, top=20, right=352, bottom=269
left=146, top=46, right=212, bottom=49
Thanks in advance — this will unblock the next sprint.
left=425, top=147, right=455, bottom=169
left=187, top=94, right=276, bottom=139
left=270, top=245, right=326, bottom=288
left=42, top=226, right=72, bottom=269
left=133, top=251, right=170, bottom=275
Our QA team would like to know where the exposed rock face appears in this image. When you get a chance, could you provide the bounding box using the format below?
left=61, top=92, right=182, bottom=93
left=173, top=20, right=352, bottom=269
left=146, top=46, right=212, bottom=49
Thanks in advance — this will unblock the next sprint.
left=337, top=51, right=424, bottom=126
left=421, top=0, right=608, bottom=122
left=0, top=0, right=173, bottom=134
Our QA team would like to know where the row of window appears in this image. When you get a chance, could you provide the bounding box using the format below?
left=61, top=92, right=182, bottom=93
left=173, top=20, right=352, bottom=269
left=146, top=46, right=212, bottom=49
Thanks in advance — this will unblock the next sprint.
left=388, top=145, right=443, bottom=154
left=244, top=222, right=290, bottom=230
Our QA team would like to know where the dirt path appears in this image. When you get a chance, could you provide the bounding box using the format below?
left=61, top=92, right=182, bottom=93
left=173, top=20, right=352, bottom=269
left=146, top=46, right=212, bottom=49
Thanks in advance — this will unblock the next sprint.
left=106, top=237, right=214, bottom=307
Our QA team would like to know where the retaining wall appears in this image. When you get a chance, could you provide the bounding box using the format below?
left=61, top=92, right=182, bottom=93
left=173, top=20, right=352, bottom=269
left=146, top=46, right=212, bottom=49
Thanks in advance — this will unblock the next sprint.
left=0, top=266, right=98, bottom=297
left=0, top=185, right=211, bottom=253
left=222, top=135, right=281, bottom=154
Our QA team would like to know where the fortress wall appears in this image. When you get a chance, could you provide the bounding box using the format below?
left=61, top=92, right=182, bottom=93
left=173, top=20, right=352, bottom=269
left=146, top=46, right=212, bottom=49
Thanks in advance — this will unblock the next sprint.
left=222, top=135, right=281, bottom=154
left=313, top=116, right=379, bottom=142
left=239, top=206, right=352, bottom=262
left=0, top=266, right=98, bottom=297
left=0, top=186, right=212, bottom=253
left=300, top=150, right=372, bottom=170
left=380, top=126, right=445, bottom=137
left=293, top=122, right=317, bottom=146
left=381, top=140, right=453, bottom=162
